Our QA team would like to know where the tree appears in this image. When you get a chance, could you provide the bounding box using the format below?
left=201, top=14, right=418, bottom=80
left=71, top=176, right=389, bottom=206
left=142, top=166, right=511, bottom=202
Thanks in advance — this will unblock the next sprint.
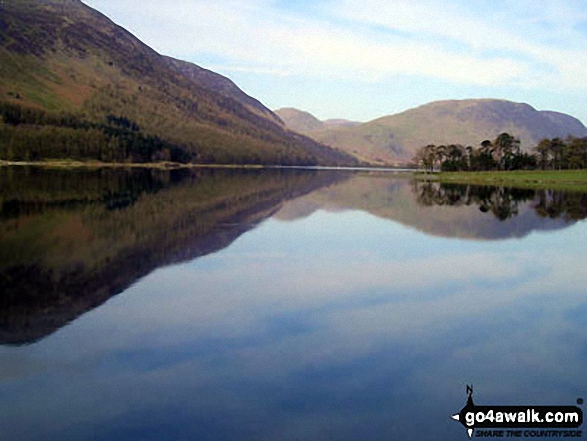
left=566, top=136, right=587, bottom=169
left=441, top=144, right=467, bottom=171
left=549, top=138, right=566, bottom=170
left=434, top=145, right=448, bottom=170
left=415, top=144, right=436, bottom=172
left=493, top=133, right=517, bottom=170
left=534, top=139, right=551, bottom=170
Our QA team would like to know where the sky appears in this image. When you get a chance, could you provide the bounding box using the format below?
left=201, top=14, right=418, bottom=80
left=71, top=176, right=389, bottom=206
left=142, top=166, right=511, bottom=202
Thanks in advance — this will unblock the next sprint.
left=83, top=0, right=587, bottom=124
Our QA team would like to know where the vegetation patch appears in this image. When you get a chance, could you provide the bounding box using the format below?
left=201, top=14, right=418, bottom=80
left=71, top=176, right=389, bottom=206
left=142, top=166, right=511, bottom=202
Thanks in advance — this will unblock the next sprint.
left=414, top=170, right=587, bottom=192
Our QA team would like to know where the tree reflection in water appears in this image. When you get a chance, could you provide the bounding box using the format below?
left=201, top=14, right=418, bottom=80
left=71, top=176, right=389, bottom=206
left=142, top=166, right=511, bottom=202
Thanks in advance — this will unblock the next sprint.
left=412, top=180, right=587, bottom=222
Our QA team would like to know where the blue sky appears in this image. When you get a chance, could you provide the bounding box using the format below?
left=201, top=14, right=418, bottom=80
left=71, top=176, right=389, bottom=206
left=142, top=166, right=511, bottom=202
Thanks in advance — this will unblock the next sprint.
left=83, top=0, right=587, bottom=123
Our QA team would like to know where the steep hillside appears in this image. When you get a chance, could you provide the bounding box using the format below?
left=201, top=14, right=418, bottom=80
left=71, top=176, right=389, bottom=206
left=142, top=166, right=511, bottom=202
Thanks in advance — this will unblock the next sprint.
left=165, top=56, right=282, bottom=126
left=540, top=111, right=587, bottom=133
left=0, top=0, right=357, bottom=166
left=282, top=100, right=587, bottom=165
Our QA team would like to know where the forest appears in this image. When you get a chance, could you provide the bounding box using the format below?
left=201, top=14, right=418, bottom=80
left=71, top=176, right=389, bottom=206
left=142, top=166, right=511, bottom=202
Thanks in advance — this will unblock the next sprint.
left=0, top=101, right=195, bottom=163
left=0, top=101, right=336, bottom=166
left=413, top=132, right=587, bottom=172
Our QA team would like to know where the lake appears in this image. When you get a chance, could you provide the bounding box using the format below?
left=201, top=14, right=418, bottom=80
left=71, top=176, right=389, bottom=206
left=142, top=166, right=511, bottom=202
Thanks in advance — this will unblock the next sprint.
left=0, top=166, right=586, bottom=441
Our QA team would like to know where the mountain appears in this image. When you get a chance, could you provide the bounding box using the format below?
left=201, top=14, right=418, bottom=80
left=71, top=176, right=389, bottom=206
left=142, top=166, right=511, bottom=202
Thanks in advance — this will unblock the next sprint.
left=275, top=107, right=358, bottom=134
left=279, top=100, right=587, bottom=165
left=0, top=0, right=357, bottom=166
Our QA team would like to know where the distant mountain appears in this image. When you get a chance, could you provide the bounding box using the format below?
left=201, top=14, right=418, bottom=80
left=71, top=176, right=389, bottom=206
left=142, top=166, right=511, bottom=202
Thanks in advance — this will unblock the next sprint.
left=0, top=0, right=357, bottom=166
left=275, top=108, right=358, bottom=134
left=275, top=108, right=324, bottom=133
left=279, top=100, right=587, bottom=165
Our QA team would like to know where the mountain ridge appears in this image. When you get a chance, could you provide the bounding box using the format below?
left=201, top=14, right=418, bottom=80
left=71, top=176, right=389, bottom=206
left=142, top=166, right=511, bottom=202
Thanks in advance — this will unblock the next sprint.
left=275, top=107, right=358, bottom=133
left=165, top=56, right=283, bottom=126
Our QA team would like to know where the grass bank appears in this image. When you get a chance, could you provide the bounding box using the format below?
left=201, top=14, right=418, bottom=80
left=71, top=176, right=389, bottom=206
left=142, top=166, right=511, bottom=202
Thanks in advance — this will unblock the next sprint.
left=413, top=170, right=587, bottom=191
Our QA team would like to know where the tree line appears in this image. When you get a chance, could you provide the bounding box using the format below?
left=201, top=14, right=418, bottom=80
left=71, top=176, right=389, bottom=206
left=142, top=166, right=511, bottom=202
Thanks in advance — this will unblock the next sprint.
left=0, top=101, right=332, bottom=166
left=413, top=132, right=587, bottom=172
left=0, top=101, right=194, bottom=163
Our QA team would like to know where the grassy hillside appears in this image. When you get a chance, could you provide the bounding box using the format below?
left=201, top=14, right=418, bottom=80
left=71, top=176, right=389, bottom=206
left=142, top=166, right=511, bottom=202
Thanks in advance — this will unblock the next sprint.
left=281, top=100, right=587, bottom=165
left=0, top=0, right=357, bottom=166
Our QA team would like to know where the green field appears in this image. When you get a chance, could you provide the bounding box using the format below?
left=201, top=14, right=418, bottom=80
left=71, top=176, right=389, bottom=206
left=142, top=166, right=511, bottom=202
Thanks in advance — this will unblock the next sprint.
left=413, top=169, right=587, bottom=191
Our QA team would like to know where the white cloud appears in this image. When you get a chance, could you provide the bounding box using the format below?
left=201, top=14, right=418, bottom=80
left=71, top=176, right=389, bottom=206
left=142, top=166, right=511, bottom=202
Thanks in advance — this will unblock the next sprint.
left=330, top=0, right=587, bottom=88
left=83, top=0, right=587, bottom=90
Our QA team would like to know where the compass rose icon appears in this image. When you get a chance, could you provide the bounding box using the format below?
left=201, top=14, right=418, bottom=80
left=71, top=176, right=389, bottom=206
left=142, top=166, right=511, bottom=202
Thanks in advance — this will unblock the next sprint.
left=451, top=384, right=475, bottom=439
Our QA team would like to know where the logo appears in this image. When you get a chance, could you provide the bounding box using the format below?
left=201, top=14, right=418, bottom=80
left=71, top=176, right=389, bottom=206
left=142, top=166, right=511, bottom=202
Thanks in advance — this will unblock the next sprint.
left=451, top=385, right=583, bottom=439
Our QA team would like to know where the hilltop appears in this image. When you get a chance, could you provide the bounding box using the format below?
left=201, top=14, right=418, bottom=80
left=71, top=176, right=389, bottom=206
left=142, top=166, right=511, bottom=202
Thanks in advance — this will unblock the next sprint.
left=279, top=100, right=587, bottom=165
left=275, top=107, right=359, bottom=134
left=0, top=0, right=357, bottom=166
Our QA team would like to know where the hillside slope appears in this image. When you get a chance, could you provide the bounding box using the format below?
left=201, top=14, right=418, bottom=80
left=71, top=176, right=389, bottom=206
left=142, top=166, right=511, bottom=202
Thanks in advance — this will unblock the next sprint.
left=0, top=0, right=357, bottom=166
left=165, top=56, right=283, bottom=126
left=280, top=100, right=587, bottom=165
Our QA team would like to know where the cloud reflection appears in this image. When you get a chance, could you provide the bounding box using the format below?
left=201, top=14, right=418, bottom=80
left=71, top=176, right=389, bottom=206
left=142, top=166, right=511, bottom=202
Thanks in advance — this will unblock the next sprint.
left=1, top=176, right=587, bottom=441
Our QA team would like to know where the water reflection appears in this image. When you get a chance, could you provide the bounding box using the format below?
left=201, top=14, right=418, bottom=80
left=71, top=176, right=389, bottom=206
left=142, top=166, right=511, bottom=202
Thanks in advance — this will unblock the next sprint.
left=276, top=176, right=574, bottom=240
left=413, top=181, right=587, bottom=222
left=0, top=167, right=348, bottom=345
left=0, top=168, right=586, bottom=441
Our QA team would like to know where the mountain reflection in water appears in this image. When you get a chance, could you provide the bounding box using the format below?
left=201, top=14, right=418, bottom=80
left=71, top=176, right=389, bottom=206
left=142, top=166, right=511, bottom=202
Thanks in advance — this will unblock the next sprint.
left=1, top=168, right=586, bottom=345
left=1, top=167, right=586, bottom=441
left=0, top=167, right=348, bottom=345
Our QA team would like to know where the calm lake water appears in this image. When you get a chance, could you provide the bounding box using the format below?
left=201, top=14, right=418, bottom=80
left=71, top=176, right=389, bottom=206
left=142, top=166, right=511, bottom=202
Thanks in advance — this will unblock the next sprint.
left=0, top=167, right=586, bottom=441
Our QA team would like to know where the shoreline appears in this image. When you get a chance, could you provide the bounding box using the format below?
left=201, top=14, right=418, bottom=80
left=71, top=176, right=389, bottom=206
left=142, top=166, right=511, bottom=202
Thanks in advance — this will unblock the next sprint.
left=3, top=161, right=587, bottom=189
left=0, top=160, right=414, bottom=172
left=0, top=160, right=267, bottom=170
